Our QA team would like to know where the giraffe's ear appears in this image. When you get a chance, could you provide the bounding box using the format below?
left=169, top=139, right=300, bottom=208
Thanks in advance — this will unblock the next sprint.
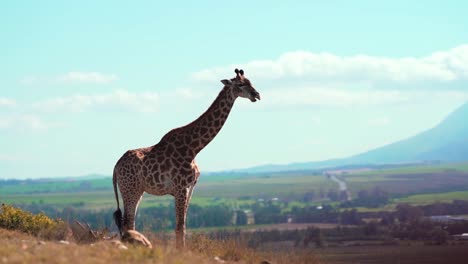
left=221, top=79, right=231, bottom=86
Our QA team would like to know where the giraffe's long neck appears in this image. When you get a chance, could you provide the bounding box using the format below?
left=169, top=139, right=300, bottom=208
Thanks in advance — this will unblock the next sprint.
left=159, top=86, right=237, bottom=158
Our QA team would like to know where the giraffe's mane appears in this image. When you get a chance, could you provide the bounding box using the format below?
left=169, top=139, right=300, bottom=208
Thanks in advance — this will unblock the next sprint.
left=158, top=86, right=229, bottom=143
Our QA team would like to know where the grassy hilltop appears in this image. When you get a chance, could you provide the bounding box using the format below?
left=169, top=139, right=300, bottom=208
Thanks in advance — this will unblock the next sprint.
left=0, top=204, right=319, bottom=264
left=0, top=226, right=319, bottom=264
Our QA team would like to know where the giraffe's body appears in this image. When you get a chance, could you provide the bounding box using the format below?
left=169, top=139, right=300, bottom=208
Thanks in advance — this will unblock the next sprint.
left=113, top=69, right=260, bottom=248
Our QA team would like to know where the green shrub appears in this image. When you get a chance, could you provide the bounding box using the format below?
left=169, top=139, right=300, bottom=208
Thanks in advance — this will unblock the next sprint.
left=0, top=204, right=67, bottom=239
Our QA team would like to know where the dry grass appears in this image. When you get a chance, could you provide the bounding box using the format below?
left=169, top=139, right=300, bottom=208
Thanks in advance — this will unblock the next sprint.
left=0, top=228, right=322, bottom=264
left=0, top=205, right=321, bottom=263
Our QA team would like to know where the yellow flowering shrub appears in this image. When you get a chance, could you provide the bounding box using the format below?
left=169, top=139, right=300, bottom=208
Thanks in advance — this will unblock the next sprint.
left=0, top=204, right=67, bottom=239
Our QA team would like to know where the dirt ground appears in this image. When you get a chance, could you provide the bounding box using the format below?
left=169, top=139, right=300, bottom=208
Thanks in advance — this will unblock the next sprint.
left=317, top=244, right=468, bottom=264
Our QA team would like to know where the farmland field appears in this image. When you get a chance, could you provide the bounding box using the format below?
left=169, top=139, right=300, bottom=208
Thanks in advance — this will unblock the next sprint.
left=2, top=162, right=468, bottom=211
left=341, top=162, right=468, bottom=196
left=394, top=190, right=468, bottom=205
left=1, top=173, right=333, bottom=210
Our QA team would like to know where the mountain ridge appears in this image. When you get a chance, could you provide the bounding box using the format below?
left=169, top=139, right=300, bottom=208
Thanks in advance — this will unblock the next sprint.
left=235, top=102, right=468, bottom=173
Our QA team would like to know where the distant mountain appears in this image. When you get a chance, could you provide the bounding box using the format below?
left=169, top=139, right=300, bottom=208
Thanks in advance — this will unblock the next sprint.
left=349, top=102, right=468, bottom=163
left=239, top=102, right=468, bottom=173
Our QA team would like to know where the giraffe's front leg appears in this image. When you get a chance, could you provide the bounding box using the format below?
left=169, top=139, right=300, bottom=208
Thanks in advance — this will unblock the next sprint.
left=174, top=188, right=189, bottom=249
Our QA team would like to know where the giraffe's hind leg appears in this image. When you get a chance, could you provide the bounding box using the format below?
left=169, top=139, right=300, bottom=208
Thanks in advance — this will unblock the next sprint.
left=121, top=188, right=144, bottom=232
left=174, top=187, right=189, bottom=249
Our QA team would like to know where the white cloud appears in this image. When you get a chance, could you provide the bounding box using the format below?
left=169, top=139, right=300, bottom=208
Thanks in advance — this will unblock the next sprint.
left=57, top=72, right=118, bottom=84
left=0, top=97, right=16, bottom=107
left=33, top=90, right=160, bottom=113
left=262, top=86, right=409, bottom=106
left=174, top=88, right=204, bottom=100
left=191, top=45, right=468, bottom=84
left=20, top=72, right=118, bottom=85
left=0, top=114, right=49, bottom=131
left=368, top=117, right=391, bottom=126
left=19, top=76, right=43, bottom=85
left=310, top=116, right=321, bottom=125
left=236, top=86, right=468, bottom=108
left=0, top=155, right=21, bottom=162
left=192, top=45, right=468, bottom=109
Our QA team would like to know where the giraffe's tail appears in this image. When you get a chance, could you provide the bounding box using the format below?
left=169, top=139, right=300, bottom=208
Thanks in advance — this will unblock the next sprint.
left=113, top=168, right=123, bottom=236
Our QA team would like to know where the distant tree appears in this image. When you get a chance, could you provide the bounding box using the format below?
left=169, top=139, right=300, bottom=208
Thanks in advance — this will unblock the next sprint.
left=340, top=209, right=362, bottom=225
left=339, top=190, right=348, bottom=201
left=446, top=221, right=468, bottom=235
left=302, top=191, right=316, bottom=203
left=319, top=188, right=325, bottom=199
left=357, top=189, right=369, bottom=200
left=342, top=187, right=389, bottom=208
left=78, top=181, right=92, bottom=191
left=380, top=214, right=395, bottom=226
left=252, top=202, right=285, bottom=224
left=429, top=227, right=449, bottom=245
left=363, top=221, right=379, bottom=236
left=327, top=189, right=339, bottom=201
left=235, top=210, right=247, bottom=225
left=395, top=204, right=424, bottom=223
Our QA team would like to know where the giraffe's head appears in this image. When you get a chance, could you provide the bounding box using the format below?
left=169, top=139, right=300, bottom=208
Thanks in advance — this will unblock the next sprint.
left=221, top=69, right=261, bottom=102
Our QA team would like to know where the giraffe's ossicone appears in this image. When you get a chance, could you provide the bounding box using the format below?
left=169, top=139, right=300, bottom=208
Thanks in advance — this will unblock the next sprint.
left=113, top=69, right=260, bottom=248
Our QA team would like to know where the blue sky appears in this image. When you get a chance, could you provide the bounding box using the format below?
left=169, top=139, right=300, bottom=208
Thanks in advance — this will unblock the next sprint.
left=1, top=1, right=468, bottom=179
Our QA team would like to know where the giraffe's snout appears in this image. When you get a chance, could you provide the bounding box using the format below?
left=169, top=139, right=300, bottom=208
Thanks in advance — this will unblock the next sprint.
left=250, top=91, right=261, bottom=102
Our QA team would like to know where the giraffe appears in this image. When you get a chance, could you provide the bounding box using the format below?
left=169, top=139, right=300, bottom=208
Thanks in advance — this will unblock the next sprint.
left=113, top=68, right=260, bottom=248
